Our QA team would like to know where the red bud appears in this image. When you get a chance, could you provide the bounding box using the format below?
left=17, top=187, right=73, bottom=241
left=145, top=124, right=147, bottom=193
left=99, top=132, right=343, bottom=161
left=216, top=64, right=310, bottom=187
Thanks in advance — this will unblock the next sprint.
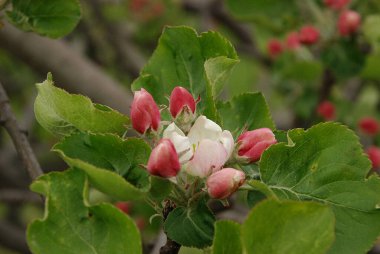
left=359, top=117, right=379, bottom=135
left=147, top=139, right=180, bottom=178
left=237, top=128, right=277, bottom=163
left=131, top=88, right=161, bottom=134
left=367, top=146, right=380, bottom=169
left=169, top=86, right=196, bottom=118
left=338, top=10, right=361, bottom=36
left=207, top=168, right=245, bottom=199
left=115, top=202, right=130, bottom=214
left=317, top=101, right=336, bottom=120
left=299, top=26, right=320, bottom=45
left=267, top=39, right=283, bottom=58
left=285, top=32, right=301, bottom=50
left=324, top=0, right=350, bottom=10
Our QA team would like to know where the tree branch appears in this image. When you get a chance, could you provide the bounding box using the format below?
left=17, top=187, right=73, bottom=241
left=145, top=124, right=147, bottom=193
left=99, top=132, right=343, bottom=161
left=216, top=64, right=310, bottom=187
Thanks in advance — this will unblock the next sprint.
left=0, top=83, right=43, bottom=180
left=0, top=189, right=41, bottom=204
left=0, top=220, right=30, bottom=254
left=0, top=21, right=133, bottom=114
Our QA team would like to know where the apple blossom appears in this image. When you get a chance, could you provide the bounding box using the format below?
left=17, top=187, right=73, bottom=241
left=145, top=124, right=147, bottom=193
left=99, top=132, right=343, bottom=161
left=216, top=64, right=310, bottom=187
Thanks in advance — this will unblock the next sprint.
left=267, top=39, right=283, bottom=58
left=338, top=10, right=361, bottom=36
left=367, top=146, right=380, bottom=169
left=169, top=86, right=196, bottom=118
left=237, top=128, right=277, bottom=163
left=147, top=139, right=180, bottom=178
left=131, top=88, right=161, bottom=134
left=206, top=168, right=245, bottom=199
left=299, top=26, right=320, bottom=45
left=359, top=117, right=379, bottom=135
left=163, top=123, right=193, bottom=163
left=317, top=101, right=336, bottom=120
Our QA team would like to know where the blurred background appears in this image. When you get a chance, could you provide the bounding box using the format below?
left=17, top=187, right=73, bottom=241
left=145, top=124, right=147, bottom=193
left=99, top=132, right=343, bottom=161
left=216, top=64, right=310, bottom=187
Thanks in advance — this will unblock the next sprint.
left=0, top=0, right=380, bottom=253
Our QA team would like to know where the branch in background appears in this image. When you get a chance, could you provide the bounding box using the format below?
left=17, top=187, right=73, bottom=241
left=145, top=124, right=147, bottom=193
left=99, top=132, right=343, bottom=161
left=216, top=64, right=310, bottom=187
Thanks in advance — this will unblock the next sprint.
left=182, top=0, right=272, bottom=67
left=0, top=189, right=41, bottom=204
left=0, top=221, right=30, bottom=254
left=84, top=0, right=145, bottom=79
left=318, top=68, right=335, bottom=103
left=0, top=83, right=43, bottom=180
left=0, top=21, right=133, bottom=114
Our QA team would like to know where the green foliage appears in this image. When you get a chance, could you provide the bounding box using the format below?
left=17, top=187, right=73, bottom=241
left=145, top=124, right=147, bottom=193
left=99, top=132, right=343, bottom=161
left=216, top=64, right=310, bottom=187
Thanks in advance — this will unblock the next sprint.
left=212, top=220, right=242, bottom=254
left=54, top=133, right=151, bottom=200
left=242, top=199, right=335, bottom=254
left=27, top=169, right=142, bottom=254
left=131, top=26, right=238, bottom=122
left=164, top=199, right=215, bottom=248
left=363, top=15, right=380, bottom=53
left=361, top=54, right=380, bottom=80
left=34, top=74, right=129, bottom=137
left=218, top=93, right=275, bottom=134
left=259, top=122, right=380, bottom=253
left=7, top=0, right=81, bottom=38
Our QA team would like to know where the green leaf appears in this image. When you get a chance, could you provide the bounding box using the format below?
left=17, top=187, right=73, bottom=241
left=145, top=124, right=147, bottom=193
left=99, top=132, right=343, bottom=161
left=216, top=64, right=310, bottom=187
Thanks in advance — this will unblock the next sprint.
left=27, top=169, right=142, bottom=254
left=279, top=60, right=323, bottom=83
left=321, top=39, right=365, bottom=79
left=7, top=0, right=81, bottom=38
left=218, top=92, right=275, bottom=134
left=164, top=199, right=215, bottom=248
left=242, top=199, right=335, bottom=254
left=212, top=220, right=242, bottom=254
left=53, top=133, right=151, bottom=200
left=131, top=26, right=238, bottom=122
left=361, top=54, right=380, bottom=80
left=149, top=176, right=173, bottom=201
left=363, top=15, right=380, bottom=53
left=259, top=122, right=380, bottom=253
left=34, top=74, right=129, bottom=137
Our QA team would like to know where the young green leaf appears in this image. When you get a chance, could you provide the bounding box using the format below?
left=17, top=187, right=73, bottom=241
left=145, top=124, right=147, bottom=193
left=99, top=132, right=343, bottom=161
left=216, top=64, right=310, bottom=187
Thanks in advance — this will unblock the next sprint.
left=212, top=220, right=242, bottom=254
left=7, top=0, right=81, bottom=38
left=218, top=92, right=275, bottom=134
left=164, top=199, right=215, bottom=248
left=242, top=199, right=335, bottom=254
left=131, top=26, right=238, bottom=122
left=53, top=133, right=151, bottom=200
left=259, top=122, right=380, bottom=253
left=28, top=169, right=142, bottom=254
left=34, top=74, right=129, bottom=137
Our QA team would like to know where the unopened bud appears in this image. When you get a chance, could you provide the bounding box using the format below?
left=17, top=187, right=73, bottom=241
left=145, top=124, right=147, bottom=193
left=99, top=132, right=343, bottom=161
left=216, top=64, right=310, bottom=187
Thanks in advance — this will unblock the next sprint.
left=367, top=146, right=380, bottom=169
left=147, top=139, right=180, bottom=178
left=324, top=0, right=350, bottom=10
left=338, top=10, right=361, bottom=36
left=131, top=88, right=161, bottom=134
left=285, top=32, right=300, bottom=50
left=359, top=117, right=379, bottom=135
left=299, top=26, right=320, bottom=45
left=317, top=101, right=336, bottom=121
left=207, top=168, right=245, bottom=199
left=237, top=128, right=277, bottom=163
left=267, top=39, right=283, bottom=58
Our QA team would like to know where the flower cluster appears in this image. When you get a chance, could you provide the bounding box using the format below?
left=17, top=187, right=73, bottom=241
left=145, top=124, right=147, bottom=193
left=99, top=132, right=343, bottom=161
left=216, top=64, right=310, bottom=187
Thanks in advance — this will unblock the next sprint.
left=130, top=86, right=277, bottom=200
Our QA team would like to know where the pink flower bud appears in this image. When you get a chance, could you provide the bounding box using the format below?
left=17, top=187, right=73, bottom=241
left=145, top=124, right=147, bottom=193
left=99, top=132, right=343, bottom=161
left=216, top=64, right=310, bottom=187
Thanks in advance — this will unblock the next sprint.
left=131, top=88, right=161, bottom=134
left=324, top=0, right=350, bottom=10
left=338, top=10, right=361, bottom=36
left=285, top=32, right=300, bottom=50
left=115, top=202, right=131, bottom=214
left=147, top=139, right=180, bottom=178
left=317, top=101, right=336, bottom=120
left=299, top=26, right=320, bottom=45
left=267, top=39, right=283, bottom=58
left=169, top=86, right=196, bottom=118
left=237, top=128, right=277, bottom=163
left=367, top=146, right=380, bottom=169
left=207, top=168, right=245, bottom=199
left=359, top=117, right=379, bottom=135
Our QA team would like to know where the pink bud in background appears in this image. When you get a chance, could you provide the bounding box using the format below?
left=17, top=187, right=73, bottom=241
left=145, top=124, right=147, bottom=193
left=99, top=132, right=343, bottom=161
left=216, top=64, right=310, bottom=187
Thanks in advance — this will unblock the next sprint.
left=338, top=10, right=361, bottom=36
left=324, top=0, right=350, bottom=10
left=237, top=128, right=277, bottom=163
left=207, top=168, right=245, bottom=199
left=299, top=26, right=320, bottom=45
left=131, top=88, right=161, bottom=134
left=147, top=139, right=180, bottom=178
left=267, top=39, right=283, bottom=58
left=115, top=202, right=131, bottom=214
left=367, top=146, right=380, bottom=169
left=359, top=117, right=379, bottom=135
left=317, top=101, right=336, bottom=120
left=285, top=32, right=300, bottom=50
left=169, top=86, right=196, bottom=118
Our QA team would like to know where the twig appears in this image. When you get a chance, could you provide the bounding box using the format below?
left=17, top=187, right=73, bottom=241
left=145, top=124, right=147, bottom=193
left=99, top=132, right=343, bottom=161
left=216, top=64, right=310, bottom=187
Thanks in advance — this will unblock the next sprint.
left=0, top=189, right=41, bottom=204
left=318, top=68, right=335, bottom=103
left=0, top=220, right=30, bottom=254
left=0, top=83, right=43, bottom=180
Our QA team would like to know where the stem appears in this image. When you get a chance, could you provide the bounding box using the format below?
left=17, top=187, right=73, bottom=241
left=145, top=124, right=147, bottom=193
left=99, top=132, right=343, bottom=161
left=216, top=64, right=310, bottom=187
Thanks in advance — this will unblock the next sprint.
left=0, top=83, right=43, bottom=180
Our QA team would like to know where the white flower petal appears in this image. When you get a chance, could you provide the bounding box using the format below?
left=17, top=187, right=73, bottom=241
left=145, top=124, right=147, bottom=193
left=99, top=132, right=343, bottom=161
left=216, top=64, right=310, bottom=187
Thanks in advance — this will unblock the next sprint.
left=188, top=116, right=223, bottom=147
left=163, top=123, right=193, bottom=163
left=186, top=139, right=228, bottom=178
left=220, top=130, right=234, bottom=160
